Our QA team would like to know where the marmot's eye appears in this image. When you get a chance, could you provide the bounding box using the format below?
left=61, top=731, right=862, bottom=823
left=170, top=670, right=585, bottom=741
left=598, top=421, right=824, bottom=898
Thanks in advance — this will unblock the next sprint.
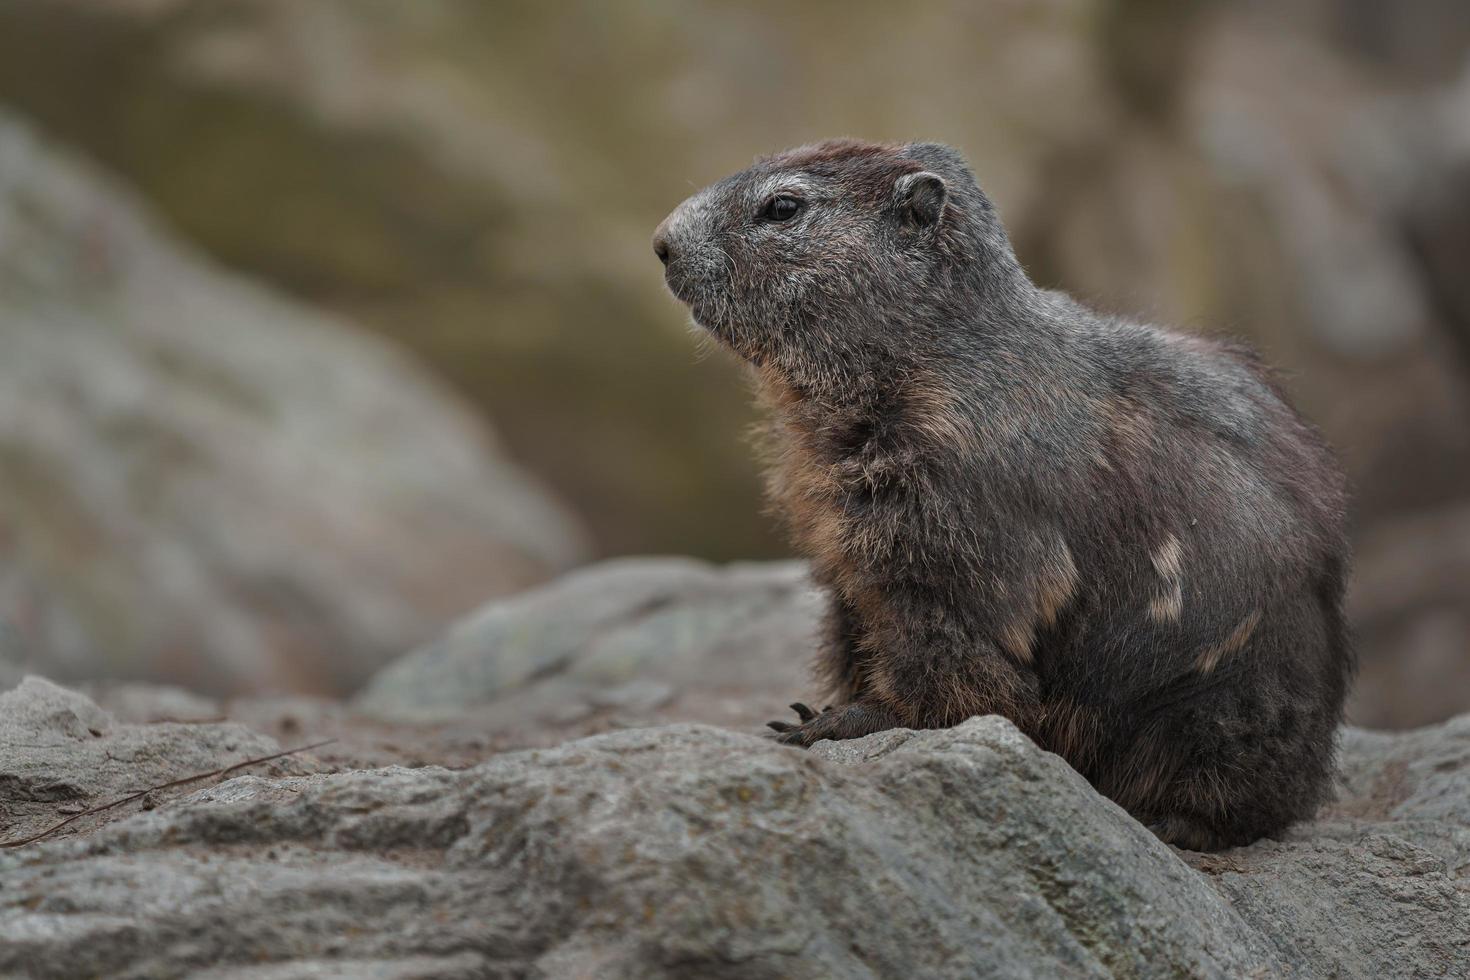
left=762, top=195, right=802, bottom=222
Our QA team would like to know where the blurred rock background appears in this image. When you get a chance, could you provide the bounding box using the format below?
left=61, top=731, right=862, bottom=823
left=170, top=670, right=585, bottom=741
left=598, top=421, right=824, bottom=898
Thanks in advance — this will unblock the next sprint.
left=0, top=110, right=587, bottom=695
left=0, top=0, right=1466, bottom=726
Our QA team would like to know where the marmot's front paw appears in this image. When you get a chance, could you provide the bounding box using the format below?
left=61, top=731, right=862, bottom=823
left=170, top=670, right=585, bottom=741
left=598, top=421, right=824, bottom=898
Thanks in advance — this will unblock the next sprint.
left=765, top=701, right=894, bottom=747
left=766, top=702, right=825, bottom=746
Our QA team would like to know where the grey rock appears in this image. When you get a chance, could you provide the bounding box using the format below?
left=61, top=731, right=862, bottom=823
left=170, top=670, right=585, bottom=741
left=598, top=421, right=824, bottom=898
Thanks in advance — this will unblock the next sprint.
left=1, top=1, right=1468, bottom=730
left=1195, top=717, right=1470, bottom=979
left=356, top=557, right=820, bottom=730
left=0, top=676, right=313, bottom=843
left=190, top=957, right=493, bottom=980
left=3, top=674, right=1467, bottom=978
left=0, top=111, right=589, bottom=696
left=0, top=714, right=1281, bottom=980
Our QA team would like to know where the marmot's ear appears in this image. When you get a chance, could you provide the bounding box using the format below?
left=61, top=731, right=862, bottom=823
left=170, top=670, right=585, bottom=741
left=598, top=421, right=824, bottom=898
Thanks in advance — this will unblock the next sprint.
left=895, top=171, right=947, bottom=229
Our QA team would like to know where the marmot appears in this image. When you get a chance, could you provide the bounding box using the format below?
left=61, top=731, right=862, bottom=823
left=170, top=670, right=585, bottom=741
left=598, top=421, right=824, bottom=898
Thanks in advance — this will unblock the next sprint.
left=653, top=139, right=1352, bottom=851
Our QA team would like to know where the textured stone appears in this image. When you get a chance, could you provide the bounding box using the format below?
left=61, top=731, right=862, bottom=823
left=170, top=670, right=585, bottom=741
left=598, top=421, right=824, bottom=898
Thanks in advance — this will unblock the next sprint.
left=2, top=677, right=1467, bottom=979
left=0, top=714, right=1274, bottom=979
left=0, top=676, right=313, bottom=844
left=1192, top=718, right=1470, bottom=978
left=356, top=557, right=819, bottom=732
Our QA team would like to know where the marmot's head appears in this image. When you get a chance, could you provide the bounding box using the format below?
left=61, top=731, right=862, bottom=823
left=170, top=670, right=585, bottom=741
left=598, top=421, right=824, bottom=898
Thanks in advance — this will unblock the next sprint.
left=653, top=140, right=1023, bottom=392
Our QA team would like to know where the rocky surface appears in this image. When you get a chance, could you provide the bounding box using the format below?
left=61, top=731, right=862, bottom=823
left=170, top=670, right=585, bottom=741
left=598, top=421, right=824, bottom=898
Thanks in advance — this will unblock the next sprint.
left=1194, top=719, right=1470, bottom=978
left=0, top=677, right=314, bottom=845
left=0, top=111, right=588, bottom=695
left=0, top=673, right=1466, bottom=979
left=56, top=556, right=824, bottom=778
left=357, top=557, right=818, bottom=732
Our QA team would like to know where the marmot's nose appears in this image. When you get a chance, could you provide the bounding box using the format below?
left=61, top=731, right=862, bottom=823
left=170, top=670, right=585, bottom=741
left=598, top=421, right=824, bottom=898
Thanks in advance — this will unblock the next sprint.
left=652, top=220, right=673, bottom=266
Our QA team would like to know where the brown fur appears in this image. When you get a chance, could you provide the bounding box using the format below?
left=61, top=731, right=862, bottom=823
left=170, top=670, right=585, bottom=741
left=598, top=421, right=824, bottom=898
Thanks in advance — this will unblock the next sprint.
left=1196, top=609, right=1263, bottom=675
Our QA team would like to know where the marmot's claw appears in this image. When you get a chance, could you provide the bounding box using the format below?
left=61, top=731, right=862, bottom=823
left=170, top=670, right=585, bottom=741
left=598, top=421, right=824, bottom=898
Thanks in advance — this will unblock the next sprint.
left=766, top=701, right=838, bottom=746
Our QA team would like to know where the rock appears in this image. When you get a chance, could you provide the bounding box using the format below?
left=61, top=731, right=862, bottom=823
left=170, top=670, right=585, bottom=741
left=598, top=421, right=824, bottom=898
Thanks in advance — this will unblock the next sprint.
left=0, top=111, right=589, bottom=695
left=0, top=713, right=1273, bottom=979
left=356, top=557, right=820, bottom=732
left=8, top=681, right=1470, bottom=980
left=1192, top=717, right=1470, bottom=977
left=1, top=676, right=1466, bottom=978
left=0, top=676, right=313, bottom=843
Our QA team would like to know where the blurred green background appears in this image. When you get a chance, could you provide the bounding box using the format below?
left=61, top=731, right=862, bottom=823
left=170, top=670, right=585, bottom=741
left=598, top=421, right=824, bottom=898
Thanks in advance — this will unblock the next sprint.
left=0, top=0, right=1467, bottom=726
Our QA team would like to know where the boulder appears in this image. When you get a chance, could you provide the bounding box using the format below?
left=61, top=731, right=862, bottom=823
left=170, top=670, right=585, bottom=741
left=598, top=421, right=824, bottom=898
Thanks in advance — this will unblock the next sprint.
left=0, top=112, right=588, bottom=695
left=1, top=675, right=1466, bottom=979
left=356, top=557, right=820, bottom=735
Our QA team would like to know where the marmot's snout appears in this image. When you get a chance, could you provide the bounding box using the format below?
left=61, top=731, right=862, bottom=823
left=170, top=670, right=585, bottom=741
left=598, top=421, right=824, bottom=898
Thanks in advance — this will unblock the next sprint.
left=651, top=218, right=673, bottom=266
left=652, top=195, right=703, bottom=273
left=652, top=195, right=726, bottom=323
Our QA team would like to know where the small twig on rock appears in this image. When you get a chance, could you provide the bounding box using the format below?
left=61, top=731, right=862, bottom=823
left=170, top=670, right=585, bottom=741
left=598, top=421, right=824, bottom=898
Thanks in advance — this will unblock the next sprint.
left=0, top=738, right=336, bottom=849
